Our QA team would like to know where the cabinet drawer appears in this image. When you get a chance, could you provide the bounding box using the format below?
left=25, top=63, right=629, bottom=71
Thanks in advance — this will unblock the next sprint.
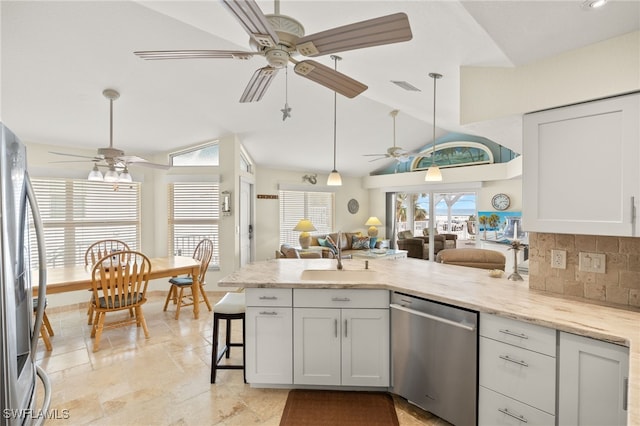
left=480, top=337, right=556, bottom=414
left=480, top=313, right=556, bottom=356
left=293, top=289, right=389, bottom=308
left=479, top=386, right=555, bottom=426
left=246, top=288, right=292, bottom=307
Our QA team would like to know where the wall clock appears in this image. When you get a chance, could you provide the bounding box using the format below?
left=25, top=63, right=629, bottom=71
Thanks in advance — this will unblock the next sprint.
left=491, top=193, right=510, bottom=211
left=347, top=199, right=359, bottom=214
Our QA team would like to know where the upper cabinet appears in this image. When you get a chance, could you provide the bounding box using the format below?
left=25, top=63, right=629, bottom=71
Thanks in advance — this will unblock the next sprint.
left=523, top=93, right=640, bottom=236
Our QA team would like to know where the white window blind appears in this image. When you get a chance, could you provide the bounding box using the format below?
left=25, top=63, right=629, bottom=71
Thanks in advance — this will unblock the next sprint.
left=279, top=190, right=334, bottom=246
left=168, top=182, right=220, bottom=267
left=30, top=179, right=140, bottom=269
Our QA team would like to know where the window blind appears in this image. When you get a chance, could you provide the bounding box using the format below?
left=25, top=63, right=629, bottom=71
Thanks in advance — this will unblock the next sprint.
left=168, top=182, right=220, bottom=267
left=30, top=179, right=140, bottom=269
left=279, top=190, right=334, bottom=246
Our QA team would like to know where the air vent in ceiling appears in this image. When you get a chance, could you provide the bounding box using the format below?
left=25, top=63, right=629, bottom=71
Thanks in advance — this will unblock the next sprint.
left=391, top=80, right=421, bottom=91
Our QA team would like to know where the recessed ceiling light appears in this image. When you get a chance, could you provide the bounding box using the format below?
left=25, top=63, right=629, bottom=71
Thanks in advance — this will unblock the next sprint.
left=582, top=0, right=608, bottom=9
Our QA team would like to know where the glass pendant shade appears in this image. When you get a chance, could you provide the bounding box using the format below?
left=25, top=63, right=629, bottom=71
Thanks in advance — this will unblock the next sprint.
left=425, top=165, right=442, bottom=182
left=119, top=168, right=133, bottom=183
left=327, top=170, right=342, bottom=186
left=88, top=164, right=104, bottom=181
left=103, top=167, right=119, bottom=182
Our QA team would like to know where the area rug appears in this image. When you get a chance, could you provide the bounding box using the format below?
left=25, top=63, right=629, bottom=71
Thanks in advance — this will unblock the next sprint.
left=279, top=389, right=399, bottom=426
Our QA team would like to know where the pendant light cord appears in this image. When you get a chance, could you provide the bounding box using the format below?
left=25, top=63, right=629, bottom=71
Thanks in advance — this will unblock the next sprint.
left=429, top=73, right=442, bottom=166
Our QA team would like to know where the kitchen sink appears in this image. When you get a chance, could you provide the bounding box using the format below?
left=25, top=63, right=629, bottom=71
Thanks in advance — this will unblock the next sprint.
left=300, top=269, right=379, bottom=281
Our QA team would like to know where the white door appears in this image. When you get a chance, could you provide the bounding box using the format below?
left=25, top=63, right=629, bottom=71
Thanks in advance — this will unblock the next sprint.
left=559, top=331, right=629, bottom=425
left=239, top=178, right=253, bottom=267
left=293, top=308, right=341, bottom=385
left=341, top=308, right=390, bottom=387
left=245, top=307, right=293, bottom=384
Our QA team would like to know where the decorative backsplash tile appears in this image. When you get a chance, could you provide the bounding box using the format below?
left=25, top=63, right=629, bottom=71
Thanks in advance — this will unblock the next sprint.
left=528, top=232, right=640, bottom=307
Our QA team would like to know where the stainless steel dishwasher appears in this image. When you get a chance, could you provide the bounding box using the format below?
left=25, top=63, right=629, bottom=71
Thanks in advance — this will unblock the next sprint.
left=390, top=291, right=478, bottom=426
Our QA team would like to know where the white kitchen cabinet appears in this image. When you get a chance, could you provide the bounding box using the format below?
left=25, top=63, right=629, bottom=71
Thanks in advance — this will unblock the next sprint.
left=523, top=93, right=640, bottom=236
left=558, top=331, right=629, bottom=426
left=293, top=289, right=389, bottom=387
left=479, top=313, right=557, bottom=425
left=245, top=289, right=293, bottom=384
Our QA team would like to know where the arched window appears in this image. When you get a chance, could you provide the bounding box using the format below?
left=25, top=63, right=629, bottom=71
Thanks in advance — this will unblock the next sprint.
left=412, top=141, right=493, bottom=171
left=170, top=141, right=219, bottom=166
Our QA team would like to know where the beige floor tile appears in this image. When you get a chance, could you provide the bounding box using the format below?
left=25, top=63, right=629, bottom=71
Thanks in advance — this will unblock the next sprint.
left=35, top=294, right=444, bottom=425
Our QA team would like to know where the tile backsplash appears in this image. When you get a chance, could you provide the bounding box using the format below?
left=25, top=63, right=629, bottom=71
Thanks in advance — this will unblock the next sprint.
left=528, top=232, right=640, bottom=307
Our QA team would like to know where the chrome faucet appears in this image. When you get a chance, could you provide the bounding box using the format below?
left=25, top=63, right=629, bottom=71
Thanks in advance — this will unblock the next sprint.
left=336, top=231, right=343, bottom=270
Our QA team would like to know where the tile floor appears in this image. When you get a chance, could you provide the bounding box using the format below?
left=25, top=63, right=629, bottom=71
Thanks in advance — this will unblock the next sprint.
left=35, top=293, right=450, bottom=425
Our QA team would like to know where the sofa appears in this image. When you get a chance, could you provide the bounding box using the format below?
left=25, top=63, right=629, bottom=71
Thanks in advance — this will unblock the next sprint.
left=435, top=248, right=506, bottom=270
left=275, top=244, right=333, bottom=259
left=308, top=232, right=376, bottom=257
left=396, top=230, right=457, bottom=260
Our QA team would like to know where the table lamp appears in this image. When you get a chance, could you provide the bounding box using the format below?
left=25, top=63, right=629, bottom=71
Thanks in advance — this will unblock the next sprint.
left=365, top=217, right=383, bottom=237
left=293, top=219, right=317, bottom=249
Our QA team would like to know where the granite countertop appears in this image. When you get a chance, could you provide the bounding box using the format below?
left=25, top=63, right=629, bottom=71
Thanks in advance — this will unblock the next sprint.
left=219, top=257, right=640, bottom=424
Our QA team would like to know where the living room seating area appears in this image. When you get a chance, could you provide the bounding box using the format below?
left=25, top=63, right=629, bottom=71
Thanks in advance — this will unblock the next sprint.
left=396, top=230, right=457, bottom=260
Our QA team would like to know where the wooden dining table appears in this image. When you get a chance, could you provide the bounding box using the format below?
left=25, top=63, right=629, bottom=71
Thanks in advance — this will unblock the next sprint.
left=34, top=256, right=203, bottom=319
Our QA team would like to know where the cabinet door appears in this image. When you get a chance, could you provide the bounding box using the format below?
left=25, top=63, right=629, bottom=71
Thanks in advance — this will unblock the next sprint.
left=245, top=307, right=292, bottom=384
left=341, top=308, right=389, bottom=387
left=293, top=308, right=341, bottom=385
left=523, top=93, right=640, bottom=236
left=559, top=332, right=629, bottom=426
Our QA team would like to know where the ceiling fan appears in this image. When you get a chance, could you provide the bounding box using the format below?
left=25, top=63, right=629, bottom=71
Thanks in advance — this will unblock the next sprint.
left=50, top=89, right=170, bottom=181
left=133, top=0, right=412, bottom=103
left=364, top=110, right=412, bottom=163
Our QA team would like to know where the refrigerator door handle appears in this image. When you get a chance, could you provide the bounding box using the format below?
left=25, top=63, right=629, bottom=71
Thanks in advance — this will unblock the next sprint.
left=26, top=173, right=47, bottom=356
left=34, top=365, right=52, bottom=425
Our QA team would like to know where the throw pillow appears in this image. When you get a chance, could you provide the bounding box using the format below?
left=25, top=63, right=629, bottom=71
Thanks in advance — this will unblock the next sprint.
left=351, top=235, right=371, bottom=250
left=422, top=228, right=429, bottom=236
left=321, top=236, right=338, bottom=254
left=397, top=230, right=413, bottom=240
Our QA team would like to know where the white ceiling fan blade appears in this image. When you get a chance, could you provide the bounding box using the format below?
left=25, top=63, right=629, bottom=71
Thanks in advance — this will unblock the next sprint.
left=49, top=151, right=101, bottom=160
left=368, top=156, right=390, bottom=162
left=119, top=156, right=170, bottom=170
left=221, top=0, right=279, bottom=48
left=296, top=13, right=412, bottom=57
left=363, top=153, right=389, bottom=157
left=134, top=50, right=257, bottom=60
left=240, top=66, right=279, bottom=103
left=294, top=60, right=367, bottom=98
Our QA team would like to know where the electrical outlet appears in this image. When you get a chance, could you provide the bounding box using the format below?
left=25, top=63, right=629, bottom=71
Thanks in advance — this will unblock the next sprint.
left=579, top=252, right=606, bottom=273
left=551, top=249, right=567, bottom=269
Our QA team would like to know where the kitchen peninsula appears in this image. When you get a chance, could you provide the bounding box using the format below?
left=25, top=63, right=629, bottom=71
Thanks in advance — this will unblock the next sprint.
left=220, top=257, right=640, bottom=425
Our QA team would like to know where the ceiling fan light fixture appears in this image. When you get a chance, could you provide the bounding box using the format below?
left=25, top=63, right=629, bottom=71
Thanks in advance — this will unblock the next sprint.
left=425, top=72, right=443, bottom=182
left=581, top=0, right=608, bottom=9
left=88, top=164, right=104, bottom=181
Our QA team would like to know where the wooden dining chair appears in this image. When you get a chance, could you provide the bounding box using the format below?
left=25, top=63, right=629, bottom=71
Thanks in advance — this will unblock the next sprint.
left=163, top=238, right=214, bottom=319
left=84, top=239, right=130, bottom=325
left=89, top=250, right=151, bottom=352
left=33, top=297, right=54, bottom=351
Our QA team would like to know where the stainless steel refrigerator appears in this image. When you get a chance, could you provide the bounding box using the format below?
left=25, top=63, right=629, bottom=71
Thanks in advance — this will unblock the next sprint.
left=0, top=123, right=51, bottom=425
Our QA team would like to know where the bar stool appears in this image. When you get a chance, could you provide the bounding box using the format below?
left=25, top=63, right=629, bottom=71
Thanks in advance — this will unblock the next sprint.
left=210, top=292, right=246, bottom=383
left=33, top=298, right=54, bottom=351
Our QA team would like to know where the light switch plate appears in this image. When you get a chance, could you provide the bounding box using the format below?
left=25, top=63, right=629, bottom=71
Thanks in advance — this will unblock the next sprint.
left=551, top=249, right=566, bottom=269
left=579, top=252, right=606, bottom=273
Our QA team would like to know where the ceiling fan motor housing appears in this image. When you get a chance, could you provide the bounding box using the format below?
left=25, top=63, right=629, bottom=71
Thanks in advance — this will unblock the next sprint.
left=98, top=147, right=125, bottom=159
left=249, top=14, right=305, bottom=68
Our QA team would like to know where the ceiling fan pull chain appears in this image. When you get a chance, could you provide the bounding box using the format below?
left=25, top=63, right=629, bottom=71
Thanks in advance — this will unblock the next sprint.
left=281, top=66, right=292, bottom=121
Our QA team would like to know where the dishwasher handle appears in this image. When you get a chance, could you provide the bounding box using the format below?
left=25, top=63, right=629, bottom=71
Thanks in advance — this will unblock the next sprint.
left=390, top=303, right=476, bottom=332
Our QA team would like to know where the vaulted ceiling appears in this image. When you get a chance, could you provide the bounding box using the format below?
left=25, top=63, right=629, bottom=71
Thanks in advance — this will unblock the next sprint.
left=2, top=1, right=638, bottom=177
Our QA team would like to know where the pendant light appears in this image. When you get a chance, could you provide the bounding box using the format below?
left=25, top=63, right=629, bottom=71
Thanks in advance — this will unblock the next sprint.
left=425, top=72, right=443, bottom=182
left=327, top=55, right=342, bottom=186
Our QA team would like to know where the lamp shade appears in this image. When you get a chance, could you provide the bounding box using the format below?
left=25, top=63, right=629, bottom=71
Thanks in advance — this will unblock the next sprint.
left=293, top=219, right=317, bottom=249
left=104, top=166, right=119, bottom=182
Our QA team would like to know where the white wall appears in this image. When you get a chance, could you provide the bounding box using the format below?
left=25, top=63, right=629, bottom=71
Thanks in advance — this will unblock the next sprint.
left=253, top=167, right=371, bottom=261
left=460, top=31, right=640, bottom=124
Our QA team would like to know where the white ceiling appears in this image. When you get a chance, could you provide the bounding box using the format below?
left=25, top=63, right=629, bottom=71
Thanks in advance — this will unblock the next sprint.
left=2, top=1, right=639, bottom=177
